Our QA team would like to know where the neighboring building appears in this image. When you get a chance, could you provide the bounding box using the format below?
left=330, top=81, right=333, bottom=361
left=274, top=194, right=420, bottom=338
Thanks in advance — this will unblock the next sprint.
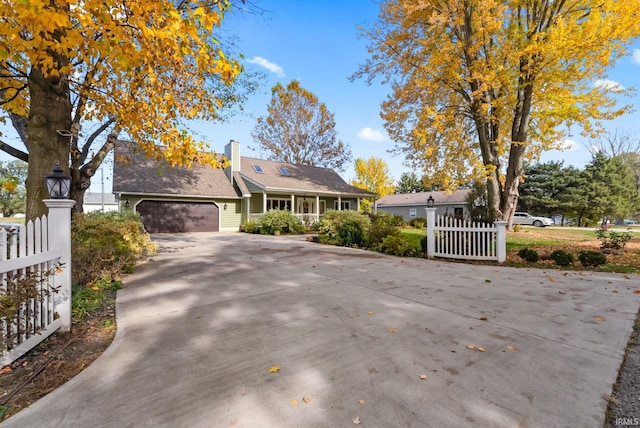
left=376, top=189, right=472, bottom=221
left=83, top=192, right=118, bottom=213
left=113, top=141, right=375, bottom=233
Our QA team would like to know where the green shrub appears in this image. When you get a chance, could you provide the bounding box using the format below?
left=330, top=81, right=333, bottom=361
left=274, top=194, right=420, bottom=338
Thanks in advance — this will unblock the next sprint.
left=242, top=220, right=260, bottom=234
left=257, top=209, right=304, bottom=235
left=550, top=250, right=574, bottom=266
left=336, top=220, right=366, bottom=247
left=596, top=229, right=632, bottom=251
left=369, top=212, right=405, bottom=227
left=408, top=217, right=426, bottom=228
left=72, top=275, right=122, bottom=321
left=366, top=221, right=400, bottom=250
left=72, top=211, right=157, bottom=286
left=517, top=247, right=540, bottom=263
left=578, top=250, right=607, bottom=267
left=317, top=210, right=371, bottom=245
left=380, top=235, right=422, bottom=257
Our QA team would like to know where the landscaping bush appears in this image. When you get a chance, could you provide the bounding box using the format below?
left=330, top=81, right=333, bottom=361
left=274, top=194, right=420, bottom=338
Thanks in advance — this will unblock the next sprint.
left=578, top=251, right=607, bottom=267
left=366, top=221, right=400, bottom=250
left=336, top=220, right=366, bottom=247
left=242, top=220, right=260, bottom=234
left=517, top=247, right=540, bottom=263
left=369, top=211, right=405, bottom=227
left=72, top=211, right=157, bottom=286
left=596, top=229, right=632, bottom=251
left=408, top=217, right=426, bottom=228
left=550, top=249, right=574, bottom=266
left=257, top=209, right=304, bottom=235
left=379, top=234, right=422, bottom=257
left=317, top=210, right=370, bottom=245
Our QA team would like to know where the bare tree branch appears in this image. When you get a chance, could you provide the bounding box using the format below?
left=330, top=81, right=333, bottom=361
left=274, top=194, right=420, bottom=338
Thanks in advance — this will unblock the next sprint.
left=0, top=139, right=29, bottom=162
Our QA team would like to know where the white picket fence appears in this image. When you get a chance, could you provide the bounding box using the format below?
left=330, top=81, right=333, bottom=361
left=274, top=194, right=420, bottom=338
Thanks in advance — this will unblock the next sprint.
left=425, top=209, right=507, bottom=262
left=0, top=200, right=74, bottom=366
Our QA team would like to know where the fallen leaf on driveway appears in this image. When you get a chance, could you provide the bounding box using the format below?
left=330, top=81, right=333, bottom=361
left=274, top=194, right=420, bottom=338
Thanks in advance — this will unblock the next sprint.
left=389, top=328, right=398, bottom=333
left=466, top=345, right=476, bottom=350
left=506, top=345, right=515, bottom=351
left=303, top=397, right=311, bottom=404
left=269, top=365, right=280, bottom=373
left=594, top=317, right=606, bottom=321
left=477, top=347, right=485, bottom=352
left=479, top=317, right=488, bottom=321
left=419, top=374, right=428, bottom=380
left=634, top=290, right=640, bottom=294
left=353, top=416, right=362, bottom=425
left=290, top=399, right=299, bottom=406
left=358, top=399, right=365, bottom=405
left=368, top=311, right=374, bottom=315
left=558, top=290, right=566, bottom=294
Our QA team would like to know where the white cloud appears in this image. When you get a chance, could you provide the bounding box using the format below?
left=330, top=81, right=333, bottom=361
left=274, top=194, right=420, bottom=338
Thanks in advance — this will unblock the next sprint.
left=247, top=56, right=284, bottom=77
left=632, top=49, right=640, bottom=65
left=358, top=127, right=386, bottom=142
left=555, top=139, right=578, bottom=151
left=594, top=79, right=624, bottom=92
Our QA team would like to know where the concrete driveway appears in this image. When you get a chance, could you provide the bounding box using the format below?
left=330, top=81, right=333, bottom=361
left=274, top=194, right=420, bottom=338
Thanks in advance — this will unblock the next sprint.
left=3, top=233, right=639, bottom=427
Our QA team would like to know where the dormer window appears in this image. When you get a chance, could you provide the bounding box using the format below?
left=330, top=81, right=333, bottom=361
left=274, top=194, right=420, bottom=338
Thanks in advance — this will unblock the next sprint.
left=278, top=167, right=290, bottom=176
left=253, top=164, right=264, bottom=173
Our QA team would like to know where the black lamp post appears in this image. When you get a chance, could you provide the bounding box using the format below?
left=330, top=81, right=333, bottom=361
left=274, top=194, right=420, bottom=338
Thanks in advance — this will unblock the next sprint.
left=45, top=163, right=71, bottom=199
left=427, top=194, right=435, bottom=208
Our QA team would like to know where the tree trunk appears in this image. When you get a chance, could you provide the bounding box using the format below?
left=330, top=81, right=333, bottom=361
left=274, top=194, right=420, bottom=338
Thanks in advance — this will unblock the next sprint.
left=500, top=143, right=527, bottom=229
left=25, top=66, right=72, bottom=221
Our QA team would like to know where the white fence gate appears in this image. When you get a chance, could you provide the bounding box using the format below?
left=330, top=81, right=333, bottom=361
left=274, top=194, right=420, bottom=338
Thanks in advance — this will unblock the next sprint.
left=1, top=200, right=74, bottom=366
left=425, top=209, right=507, bottom=262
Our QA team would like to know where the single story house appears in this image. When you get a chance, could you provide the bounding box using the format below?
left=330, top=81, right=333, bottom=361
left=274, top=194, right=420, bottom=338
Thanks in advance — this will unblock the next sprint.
left=112, top=141, right=375, bottom=233
left=375, top=189, right=472, bottom=221
left=83, top=192, right=118, bottom=213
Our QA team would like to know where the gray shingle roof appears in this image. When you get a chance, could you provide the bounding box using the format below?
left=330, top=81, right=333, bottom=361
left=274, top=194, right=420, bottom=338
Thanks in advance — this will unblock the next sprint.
left=112, top=146, right=241, bottom=198
left=239, top=156, right=375, bottom=196
left=112, top=145, right=375, bottom=198
left=377, top=189, right=471, bottom=206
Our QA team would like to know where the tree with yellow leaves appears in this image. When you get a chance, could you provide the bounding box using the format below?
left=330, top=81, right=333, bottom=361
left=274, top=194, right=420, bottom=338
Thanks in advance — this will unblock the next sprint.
left=354, top=0, right=640, bottom=227
left=0, top=0, right=253, bottom=219
left=352, top=157, right=395, bottom=212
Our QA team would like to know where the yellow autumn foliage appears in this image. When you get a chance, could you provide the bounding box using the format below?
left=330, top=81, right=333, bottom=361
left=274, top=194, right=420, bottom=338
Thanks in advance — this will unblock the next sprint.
left=355, top=0, right=640, bottom=220
left=0, top=0, right=242, bottom=168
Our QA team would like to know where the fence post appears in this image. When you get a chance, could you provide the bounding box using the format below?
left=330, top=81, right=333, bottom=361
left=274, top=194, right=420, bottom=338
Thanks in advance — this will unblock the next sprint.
left=425, top=207, right=437, bottom=258
left=44, top=199, right=76, bottom=332
left=494, top=221, right=507, bottom=263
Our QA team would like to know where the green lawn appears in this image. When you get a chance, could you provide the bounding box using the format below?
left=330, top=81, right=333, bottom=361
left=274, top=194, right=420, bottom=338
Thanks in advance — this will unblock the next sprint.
left=399, top=226, right=639, bottom=273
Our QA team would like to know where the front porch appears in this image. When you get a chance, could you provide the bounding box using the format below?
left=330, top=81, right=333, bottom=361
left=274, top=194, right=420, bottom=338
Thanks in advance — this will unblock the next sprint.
left=247, top=193, right=364, bottom=225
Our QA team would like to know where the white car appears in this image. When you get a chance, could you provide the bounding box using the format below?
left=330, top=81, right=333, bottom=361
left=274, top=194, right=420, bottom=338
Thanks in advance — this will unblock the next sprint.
left=513, top=212, right=554, bottom=227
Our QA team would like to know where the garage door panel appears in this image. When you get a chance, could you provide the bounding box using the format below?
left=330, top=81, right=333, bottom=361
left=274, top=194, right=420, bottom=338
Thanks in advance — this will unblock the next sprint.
left=137, top=201, right=219, bottom=233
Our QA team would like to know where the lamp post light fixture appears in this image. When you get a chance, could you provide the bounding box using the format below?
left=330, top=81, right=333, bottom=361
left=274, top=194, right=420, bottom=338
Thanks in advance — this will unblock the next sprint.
left=427, top=194, right=435, bottom=208
left=223, top=203, right=228, bottom=210
left=45, top=163, right=72, bottom=199
left=124, top=199, right=131, bottom=209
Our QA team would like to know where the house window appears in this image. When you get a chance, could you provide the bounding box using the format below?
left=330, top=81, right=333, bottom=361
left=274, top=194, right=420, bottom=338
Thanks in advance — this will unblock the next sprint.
left=334, top=201, right=351, bottom=210
left=454, top=207, right=463, bottom=220
left=410, top=208, right=417, bottom=218
left=267, top=198, right=291, bottom=211
left=278, top=167, right=290, bottom=176
left=253, top=165, right=264, bottom=173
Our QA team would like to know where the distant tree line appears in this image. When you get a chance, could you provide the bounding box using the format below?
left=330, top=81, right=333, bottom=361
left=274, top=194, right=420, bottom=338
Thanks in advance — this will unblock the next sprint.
left=518, top=152, right=639, bottom=226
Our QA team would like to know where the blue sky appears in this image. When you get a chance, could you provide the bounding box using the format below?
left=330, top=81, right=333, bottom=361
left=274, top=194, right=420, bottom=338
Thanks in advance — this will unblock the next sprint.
left=204, top=0, right=640, bottom=183
left=1, top=0, right=639, bottom=192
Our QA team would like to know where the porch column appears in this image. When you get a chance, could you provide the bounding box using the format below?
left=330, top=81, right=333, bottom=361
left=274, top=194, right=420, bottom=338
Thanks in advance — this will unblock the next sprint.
left=356, top=198, right=360, bottom=212
left=291, top=194, right=295, bottom=213
left=263, top=192, right=267, bottom=213
left=338, top=196, right=342, bottom=210
left=316, top=195, right=320, bottom=222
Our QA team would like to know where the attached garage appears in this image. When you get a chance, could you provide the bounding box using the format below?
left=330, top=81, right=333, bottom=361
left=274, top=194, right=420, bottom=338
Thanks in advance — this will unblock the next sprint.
left=136, top=200, right=219, bottom=233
